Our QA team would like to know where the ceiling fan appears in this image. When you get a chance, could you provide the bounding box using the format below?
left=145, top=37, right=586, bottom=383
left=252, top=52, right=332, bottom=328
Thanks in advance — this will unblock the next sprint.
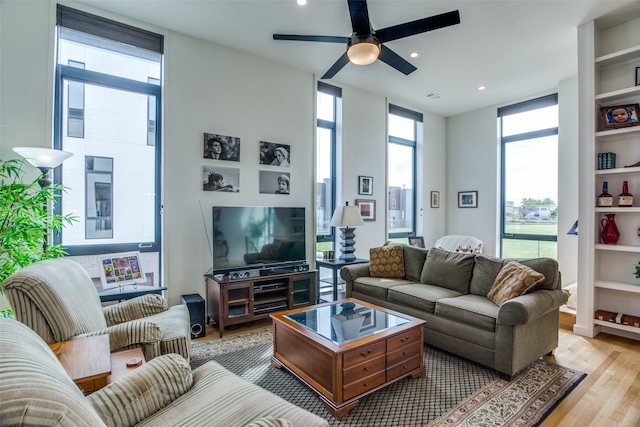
left=273, top=0, right=460, bottom=79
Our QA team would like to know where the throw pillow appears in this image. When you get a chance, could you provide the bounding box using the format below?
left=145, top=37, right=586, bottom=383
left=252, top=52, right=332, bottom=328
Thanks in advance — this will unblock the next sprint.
left=487, top=261, right=546, bottom=306
left=369, top=245, right=405, bottom=279
left=420, top=247, right=475, bottom=294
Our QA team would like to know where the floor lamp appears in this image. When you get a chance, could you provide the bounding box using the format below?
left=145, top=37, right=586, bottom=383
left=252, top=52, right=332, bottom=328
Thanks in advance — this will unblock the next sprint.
left=330, top=202, right=365, bottom=262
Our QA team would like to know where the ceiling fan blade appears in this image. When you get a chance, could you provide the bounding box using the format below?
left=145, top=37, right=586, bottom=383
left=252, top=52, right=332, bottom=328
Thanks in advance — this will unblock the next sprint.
left=375, top=10, right=460, bottom=43
left=321, top=52, right=350, bottom=79
left=273, top=34, right=349, bottom=43
left=378, top=45, right=417, bottom=75
left=348, top=0, right=372, bottom=35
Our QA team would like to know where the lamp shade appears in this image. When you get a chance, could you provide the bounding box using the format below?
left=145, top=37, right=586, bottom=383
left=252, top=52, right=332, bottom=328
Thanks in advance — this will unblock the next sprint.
left=12, top=147, right=73, bottom=169
left=347, top=37, right=380, bottom=65
left=330, top=205, right=365, bottom=228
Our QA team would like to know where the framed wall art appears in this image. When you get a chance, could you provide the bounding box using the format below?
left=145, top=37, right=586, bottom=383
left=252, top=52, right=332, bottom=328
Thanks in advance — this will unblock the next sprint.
left=356, top=199, right=376, bottom=221
left=358, top=176, right=373, bottom=195
left=598, top=103, right=640, bottom=129
left=203, top=133, right=241, bottom=161
left=259, top=141, right=290, bottom=167
left=407, top=236, right=425, bottom=248
left=259, top=170, right=290, bottom=194
left=430, top=191, right=440, bottom=208
left=97, top=251, right=146, bottom=289
left=636, top=67, right=640, bottom=86
left=458, top=191, right=478, bottom=208
left=203, top=166, right=239, bottom=192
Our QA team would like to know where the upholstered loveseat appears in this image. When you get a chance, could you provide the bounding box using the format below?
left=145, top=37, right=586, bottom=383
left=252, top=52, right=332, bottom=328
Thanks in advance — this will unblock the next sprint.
left=341, top=244, right=568, bottom=379
left=0, top=317, right=328, bottom=427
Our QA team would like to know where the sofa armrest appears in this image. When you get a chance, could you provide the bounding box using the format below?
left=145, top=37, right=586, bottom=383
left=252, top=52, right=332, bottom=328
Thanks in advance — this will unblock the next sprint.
left=340, top=263, right=371, bottom=282
left=77, top=320, right=161, bottom=353
left=87, top=353, right=192, bottom=427
left=497, top=289, right=568, bottom=326
left=103, top=294, right=168, bottom=326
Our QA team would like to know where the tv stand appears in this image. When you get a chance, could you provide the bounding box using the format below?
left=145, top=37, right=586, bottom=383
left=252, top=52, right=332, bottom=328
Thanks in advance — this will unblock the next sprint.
left=205, top=269, right=317, bottom=337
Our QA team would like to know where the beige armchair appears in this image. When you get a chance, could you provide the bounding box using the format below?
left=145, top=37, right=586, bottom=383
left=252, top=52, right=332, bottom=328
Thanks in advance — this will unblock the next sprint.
left=3, top=258, right=190, bottom=361
left=0, top=318, right=328, bottom=427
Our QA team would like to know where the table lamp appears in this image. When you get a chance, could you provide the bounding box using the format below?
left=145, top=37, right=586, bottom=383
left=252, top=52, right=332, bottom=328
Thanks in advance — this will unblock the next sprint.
left=330, top=202, right=365, bottom=262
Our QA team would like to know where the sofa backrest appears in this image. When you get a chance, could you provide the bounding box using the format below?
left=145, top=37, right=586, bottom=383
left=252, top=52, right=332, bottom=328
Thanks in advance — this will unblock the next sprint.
left=420, top=247, right=476, bottom=294
left=0, top=317, right=107, bottom=426
left=469, top=255, right=560, bottom=297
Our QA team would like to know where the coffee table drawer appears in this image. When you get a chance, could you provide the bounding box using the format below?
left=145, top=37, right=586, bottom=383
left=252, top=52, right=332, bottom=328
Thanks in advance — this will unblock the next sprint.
left=343, top=354, right=385, bottom=385
left=343, top=340, right=385, bottom=368
left=343, top=371, right=386, bottom=400
left=387, top=354, right=422, bottom=381
left=386, top=341, right=421, bottom=367
left=387, top=328, right=422, bottom=352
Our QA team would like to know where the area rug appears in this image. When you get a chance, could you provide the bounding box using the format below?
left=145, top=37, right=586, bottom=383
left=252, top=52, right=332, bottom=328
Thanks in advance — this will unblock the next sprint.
left=191, top=329, right=585, bottom=427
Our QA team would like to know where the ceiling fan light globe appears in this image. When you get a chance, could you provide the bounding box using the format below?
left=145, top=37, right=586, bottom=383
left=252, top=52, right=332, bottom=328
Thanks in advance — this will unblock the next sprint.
left=347, top=38, right=380, bottom=65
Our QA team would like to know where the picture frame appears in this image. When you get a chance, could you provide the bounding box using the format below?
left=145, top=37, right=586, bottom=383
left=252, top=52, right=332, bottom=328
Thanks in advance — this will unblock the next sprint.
left=407, top=236, right=425, bottom=248
left=430, top=191, right=440, bottom=208
left=203, top=133, right=241, bottom=161
left=358, top=176, right=373, bottom=195
left=636, top=67, right=640, bottom=86
left=598, top=103, right=640, bottom=129
left=356, top=307, right=376, bottom=331
left=97, top=251, right=146, bottom=289
left=356, top=199, right=376, bottom=221
left=458, top=191, right=478, bottom=208
left=203, top=166, right=240, bottom=192
left=259, top=170, right=290, bottom=195
left=259, top=141, right=290, bottom=167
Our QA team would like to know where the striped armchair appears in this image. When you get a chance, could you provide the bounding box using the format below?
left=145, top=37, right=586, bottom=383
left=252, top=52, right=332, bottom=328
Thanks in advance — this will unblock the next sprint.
left=3, top=258, right=190, bottom=361
left=0, top=318, right=327, bottom=427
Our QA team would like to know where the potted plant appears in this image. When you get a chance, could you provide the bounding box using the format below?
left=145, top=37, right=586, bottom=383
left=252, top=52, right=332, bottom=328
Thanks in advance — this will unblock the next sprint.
left=0, top=158, right=77, bottom=295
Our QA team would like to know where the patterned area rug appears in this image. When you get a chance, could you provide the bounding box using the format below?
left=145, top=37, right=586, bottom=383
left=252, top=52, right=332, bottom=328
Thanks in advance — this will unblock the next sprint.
left=191, top=329, right=585, bottom=427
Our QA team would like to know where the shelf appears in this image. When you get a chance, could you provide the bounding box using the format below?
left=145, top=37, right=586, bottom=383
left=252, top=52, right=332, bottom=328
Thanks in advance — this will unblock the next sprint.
left=595, top=280, right=640, bottom=293
left=595, top=207, right=640, bottom=212
left=594, top=243, right=640, bottom=252
left=596, top=126, right=640, bottom=138
left=595, top=85, right=640, bottom=102
left=594, top=319, right=640, bottom=335
left=595, top=45, right=640, bottom=67
left=595, top=166, right=640, bottom=175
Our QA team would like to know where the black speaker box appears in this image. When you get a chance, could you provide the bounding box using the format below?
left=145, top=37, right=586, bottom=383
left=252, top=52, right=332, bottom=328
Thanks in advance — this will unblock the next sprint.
left=181, top=293, right=205, bottom=339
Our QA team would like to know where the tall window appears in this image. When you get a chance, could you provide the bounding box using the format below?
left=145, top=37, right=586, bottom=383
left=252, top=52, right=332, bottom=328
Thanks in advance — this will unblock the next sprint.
left=54, top=5, right=163, bottom=283
left=499, top=94, right=558, bottom=258
left=388, top=105, right=421, bottom=240
left=316, top=82, right=341, bottom=253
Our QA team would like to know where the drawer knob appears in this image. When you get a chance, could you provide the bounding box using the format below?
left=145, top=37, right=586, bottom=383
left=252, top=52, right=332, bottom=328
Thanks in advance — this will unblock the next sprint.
left=364, top=367, right=369, bottom=371
left=403, top=351, right=407, bottom=356
left=360, top=349, right=372, bottom=357
left=364, top=383, right=369, bottom=387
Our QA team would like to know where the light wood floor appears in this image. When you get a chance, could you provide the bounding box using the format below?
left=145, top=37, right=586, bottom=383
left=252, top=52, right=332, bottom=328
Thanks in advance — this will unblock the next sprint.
left=196, top=317, right=640, bottom=427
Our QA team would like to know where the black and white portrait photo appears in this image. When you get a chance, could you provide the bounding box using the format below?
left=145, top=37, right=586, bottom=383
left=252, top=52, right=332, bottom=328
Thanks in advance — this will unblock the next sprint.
left=203, top=166, right=239, bottom=192
left=259, top=170, right=290, bottom=195
left=259, top=141, right=290, bottom=167
left=203, top=133, right=241, bottom=161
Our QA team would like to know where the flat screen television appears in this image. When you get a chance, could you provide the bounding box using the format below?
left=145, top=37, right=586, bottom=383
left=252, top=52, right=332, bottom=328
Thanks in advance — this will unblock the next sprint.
left=212, top=206, right=306, bottom=274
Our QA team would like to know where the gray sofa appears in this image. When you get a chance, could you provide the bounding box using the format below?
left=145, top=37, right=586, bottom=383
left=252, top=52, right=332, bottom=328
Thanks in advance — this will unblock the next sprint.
left=341, top=245, right=568, bottom=379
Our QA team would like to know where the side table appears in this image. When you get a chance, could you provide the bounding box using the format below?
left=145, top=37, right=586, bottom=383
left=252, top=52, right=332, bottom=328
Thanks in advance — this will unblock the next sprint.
left=315, top=258, right=369, bottom=300
left=49, top=335, right=111, bottom=395
left=109, top=347, right=146, bottom=383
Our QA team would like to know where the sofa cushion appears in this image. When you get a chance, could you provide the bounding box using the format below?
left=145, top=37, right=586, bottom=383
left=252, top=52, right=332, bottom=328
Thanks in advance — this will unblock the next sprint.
left=420, top=247, right=475, bottom=293
left=469, top=255, right=506, bottom=297
left=512, top=258, right=559, bottom=290
left=388, top=283, right=462, bottom=314
left=399, top=244, right=429, bottom=282
left=352, top=277, right=413, bottom=301
left=487, top=261, right=546, bottom=306
left=369, top=245, right=405, bottom=279
left=434, top=295, right=499, bottom=332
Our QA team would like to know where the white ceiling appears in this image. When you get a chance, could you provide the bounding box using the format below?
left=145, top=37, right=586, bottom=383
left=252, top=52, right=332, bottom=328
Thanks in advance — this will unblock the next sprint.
left=79, top=0, right=640, bottom=117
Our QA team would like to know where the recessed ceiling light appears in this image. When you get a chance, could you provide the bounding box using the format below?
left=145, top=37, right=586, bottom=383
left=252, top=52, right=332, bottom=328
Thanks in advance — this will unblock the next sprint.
left=410, top=52, right=419, bottom=58
left=478, top=86, right=486, bottom=91
left=297, top=0, right=307, bottom=5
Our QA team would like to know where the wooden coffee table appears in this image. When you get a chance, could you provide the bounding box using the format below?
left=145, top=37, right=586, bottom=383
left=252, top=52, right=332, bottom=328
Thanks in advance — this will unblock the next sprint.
left=270, top=298, right=426, bottom=419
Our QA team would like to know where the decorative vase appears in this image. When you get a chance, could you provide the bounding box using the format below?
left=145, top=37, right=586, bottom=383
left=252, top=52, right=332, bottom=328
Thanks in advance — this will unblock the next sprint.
left=601, top=213, right=620, bottom=244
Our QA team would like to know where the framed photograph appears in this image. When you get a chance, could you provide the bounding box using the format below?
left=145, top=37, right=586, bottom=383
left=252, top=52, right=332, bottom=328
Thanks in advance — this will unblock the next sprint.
left=636, top=67, right=640, bottom=86
left=408, top=236, right=425, bottom=248
left=203, top=166, right=239, bottom=192
left=356, top=307, right=376, bottom=331
left=259, top=170, right=290, bottom=194
left=356, top=199, right=375, bottom=221
left=430, top=191, right=440, bottom=208
left=203, top=133, right=241, bottom=161
left=598, top=103, right=640, bottom=129
left=97, top=251, right=146, bottom=289
left=458, top=191, right=478, bottom=208
left=259, top=141, right=290, bottom=167
left=358, top=176, right=373, bottom=195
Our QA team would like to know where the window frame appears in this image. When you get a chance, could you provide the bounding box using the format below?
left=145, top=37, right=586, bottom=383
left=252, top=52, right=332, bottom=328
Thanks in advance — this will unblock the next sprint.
left=499, top=93, right=559, bottom=255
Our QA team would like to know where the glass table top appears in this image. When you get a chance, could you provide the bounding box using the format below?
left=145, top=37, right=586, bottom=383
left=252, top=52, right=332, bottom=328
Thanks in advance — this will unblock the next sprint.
left=285, top=300, right=411, bottom=344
